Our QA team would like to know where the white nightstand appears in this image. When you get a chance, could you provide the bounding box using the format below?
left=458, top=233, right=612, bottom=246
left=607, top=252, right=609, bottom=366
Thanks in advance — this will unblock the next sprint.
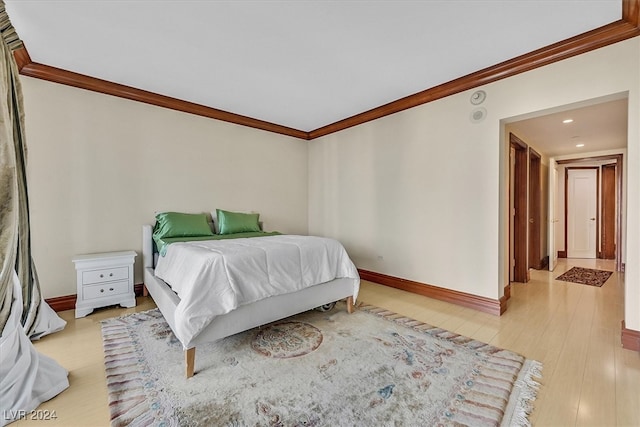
left=72, top=251, right=137, bottom=318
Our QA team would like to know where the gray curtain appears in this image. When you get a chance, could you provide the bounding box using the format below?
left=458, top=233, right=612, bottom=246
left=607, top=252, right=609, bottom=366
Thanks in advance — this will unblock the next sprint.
left=0, top=3, right=68, bottom=424
left=0, top=0, right=64, bottom=339
left=0, top=0, right=21, bottom=338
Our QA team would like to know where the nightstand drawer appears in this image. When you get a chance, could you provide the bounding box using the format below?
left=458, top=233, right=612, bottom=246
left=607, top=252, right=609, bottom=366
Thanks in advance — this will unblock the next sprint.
left=83, top=280, right=129, bottom=300
left=82, top=266, right=129, bottom=285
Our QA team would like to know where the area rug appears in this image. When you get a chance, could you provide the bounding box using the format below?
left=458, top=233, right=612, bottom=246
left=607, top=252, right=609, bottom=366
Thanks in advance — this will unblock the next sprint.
left=101, top=304, right=542, bottom=427
left=555, top=266, right=613, bottom=287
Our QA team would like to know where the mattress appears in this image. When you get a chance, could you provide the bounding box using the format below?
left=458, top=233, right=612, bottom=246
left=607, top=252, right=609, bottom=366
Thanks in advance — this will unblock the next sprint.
left=154, top=234, right=360, bottom=345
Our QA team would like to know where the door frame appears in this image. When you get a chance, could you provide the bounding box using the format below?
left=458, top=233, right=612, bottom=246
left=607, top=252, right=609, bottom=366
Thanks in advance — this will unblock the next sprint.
left=528, top=148, right=542, bottom=269
left=548, top=159, right=559, bottom=271
left=601, top=163, right=617, bottom=259
left=510, top=133, right=528, bottom=283
left=556, top=153, right=623, bottom=270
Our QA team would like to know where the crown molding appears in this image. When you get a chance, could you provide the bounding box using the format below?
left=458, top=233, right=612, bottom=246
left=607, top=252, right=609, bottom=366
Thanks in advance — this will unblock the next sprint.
left=15, top=55, right=310, bottom=140
left=309, top=15, right=640, bottom=138
left=12, top=46, right=31, bottom=70
left=623, top=0, right=640, bottom=26
left=12, top=0, right=640, bottom=141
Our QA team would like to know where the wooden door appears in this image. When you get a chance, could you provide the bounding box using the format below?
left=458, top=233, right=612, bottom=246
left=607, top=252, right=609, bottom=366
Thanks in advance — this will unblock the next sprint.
left=601, top=163, right=616, bottom=259
left=510, top=133, right=528, bottom=282
left=528, top=149, right=541, bottom=269
left=567, top=168, right=598, bottom=258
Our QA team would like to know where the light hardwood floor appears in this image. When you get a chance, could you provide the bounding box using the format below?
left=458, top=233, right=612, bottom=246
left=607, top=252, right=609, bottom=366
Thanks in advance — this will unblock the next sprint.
left=15, top=258, right=640, bottom=426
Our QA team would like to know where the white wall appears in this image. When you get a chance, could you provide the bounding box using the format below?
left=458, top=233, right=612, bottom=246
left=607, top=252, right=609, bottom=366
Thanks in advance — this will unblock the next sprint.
left=308, top=38, right=640, bottom=332
left=22, top=77, right=309, bottom=298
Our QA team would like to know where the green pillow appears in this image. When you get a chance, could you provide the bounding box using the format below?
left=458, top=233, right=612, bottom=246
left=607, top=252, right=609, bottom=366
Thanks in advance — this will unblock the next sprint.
left=216, top=209, right=261, bottom=235
left=153, top=212, right=214, bottom=239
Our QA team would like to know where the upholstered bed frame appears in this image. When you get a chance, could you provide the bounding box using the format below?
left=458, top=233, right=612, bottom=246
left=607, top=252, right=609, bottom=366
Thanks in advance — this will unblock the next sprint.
left=141, top=224, right=356, bottom=378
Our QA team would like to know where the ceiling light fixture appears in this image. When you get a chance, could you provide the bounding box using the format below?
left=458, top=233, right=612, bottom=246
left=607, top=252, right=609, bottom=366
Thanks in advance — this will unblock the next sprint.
left=576, top=143, right=585, bottom=147
left=563, top=119, right=574, bottom=124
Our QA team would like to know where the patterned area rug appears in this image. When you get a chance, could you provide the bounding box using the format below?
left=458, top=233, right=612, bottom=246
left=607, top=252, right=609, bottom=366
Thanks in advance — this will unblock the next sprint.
left=101, top=304, right=542, bottom=427
left=556, top=267, right=613, bottom=287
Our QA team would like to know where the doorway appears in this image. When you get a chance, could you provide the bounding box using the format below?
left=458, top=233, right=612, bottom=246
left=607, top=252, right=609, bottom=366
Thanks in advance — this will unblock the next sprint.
left=502, top=94, right=628, bottom=308
left=557, top=155, right=623, bottom=269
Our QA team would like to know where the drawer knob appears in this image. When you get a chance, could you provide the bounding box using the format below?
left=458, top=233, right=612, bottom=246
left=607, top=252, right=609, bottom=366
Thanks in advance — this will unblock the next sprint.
left=100, top=289, right=104, bottom=293
left=99, top=274, right=104, bottom=278
left=109, top=288, right=114, bottom=291
left=109, top=273, right=113, bottom=277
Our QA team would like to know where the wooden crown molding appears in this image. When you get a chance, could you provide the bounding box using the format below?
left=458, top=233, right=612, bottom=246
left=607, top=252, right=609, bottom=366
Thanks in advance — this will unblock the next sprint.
left=309, top=17, right=640, bottom=138
left=11, top=0, right=640, bottom=140
left=359, top=269, right=506, bottom=316
left=15, top=56, right=309, bottom=140
left=12, top=46, right=31, bottom=71
left=624, top=0, right=640, bottom=27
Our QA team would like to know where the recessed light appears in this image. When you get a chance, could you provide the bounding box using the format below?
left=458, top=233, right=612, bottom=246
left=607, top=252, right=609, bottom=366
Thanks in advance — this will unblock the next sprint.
left=563, top=119, right=574, bottom=124
left=576, top=143, right=585, bottom=147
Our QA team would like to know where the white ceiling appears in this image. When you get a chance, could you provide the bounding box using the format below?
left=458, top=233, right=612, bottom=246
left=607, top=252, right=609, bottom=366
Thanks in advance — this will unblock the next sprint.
left=508, top=95, right=629, bottom=158
left=5, top=0, right=623, bottom=134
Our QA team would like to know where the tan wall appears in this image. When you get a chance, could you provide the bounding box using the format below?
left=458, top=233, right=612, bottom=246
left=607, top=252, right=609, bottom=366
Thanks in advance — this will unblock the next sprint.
left=22, top=77, right=309, bottom=298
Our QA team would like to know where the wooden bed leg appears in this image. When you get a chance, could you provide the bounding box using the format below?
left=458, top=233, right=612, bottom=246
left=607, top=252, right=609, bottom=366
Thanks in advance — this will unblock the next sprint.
left=142, top=284, right=149, bottom=297
left=346, top=296, right=354, bottom=314
left=185, top=348, right=195, bottom=378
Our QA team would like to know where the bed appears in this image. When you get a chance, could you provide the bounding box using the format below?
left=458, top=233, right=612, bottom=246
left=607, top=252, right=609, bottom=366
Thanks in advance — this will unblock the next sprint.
left=141, top=211, right=360, bottom=378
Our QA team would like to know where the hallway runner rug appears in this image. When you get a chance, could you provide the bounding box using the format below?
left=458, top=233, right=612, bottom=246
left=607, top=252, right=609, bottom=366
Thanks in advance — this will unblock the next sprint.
left=101, top=303, right=542, bottom=427
left=556, top=266, right=613, bottom=287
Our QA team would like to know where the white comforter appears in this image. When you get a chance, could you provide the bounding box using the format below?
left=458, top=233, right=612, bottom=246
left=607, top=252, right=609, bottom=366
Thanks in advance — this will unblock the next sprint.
left=154, top=235, right=360, bottom=346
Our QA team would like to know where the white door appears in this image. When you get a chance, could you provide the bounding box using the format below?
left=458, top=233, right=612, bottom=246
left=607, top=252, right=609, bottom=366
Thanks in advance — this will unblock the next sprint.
left=567, top=168, right=597, bottom=258
left=548, top=160, right=558, bottom=271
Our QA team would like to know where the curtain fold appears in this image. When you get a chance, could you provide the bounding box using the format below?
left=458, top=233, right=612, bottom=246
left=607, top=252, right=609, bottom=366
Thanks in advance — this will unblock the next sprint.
left=0, top=2, right=69, bottom=424
left=0, top=0, right=65, bottom=340
left=0, top=0, right=19, bottom=337
left=0, top=273, right=69, bottom=426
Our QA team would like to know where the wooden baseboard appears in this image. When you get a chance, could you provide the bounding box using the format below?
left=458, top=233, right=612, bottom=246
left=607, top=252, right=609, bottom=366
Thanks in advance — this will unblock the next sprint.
left=134, top=283, right=144, bottom=296
left=621, top=321, right=640, bottom=352
left=358, top=269, right=506, bottom=316
left=45, top=283, right=146, bottom=312
left=504, top=284, right=511, bottom=300
left=540, top=256, right=549, bottom=270
left=558, top=251, right=567, bottom=258
left=45, top=294, right=77, bottom=312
